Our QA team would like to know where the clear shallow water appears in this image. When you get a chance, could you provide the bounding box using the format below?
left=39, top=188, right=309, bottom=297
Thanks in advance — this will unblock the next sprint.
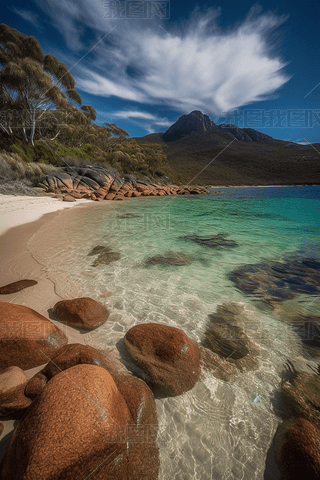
left=29, top=186, right=320, bottom=480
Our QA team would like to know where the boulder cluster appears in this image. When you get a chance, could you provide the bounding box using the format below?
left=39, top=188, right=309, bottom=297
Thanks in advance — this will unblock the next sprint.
left=36, top=165, right=211, bottom=202
left=0, top=279, right=209, bottom=479
left=3, top=273, right=319, bottom=477
left=0, top=296, right=161, bottom=479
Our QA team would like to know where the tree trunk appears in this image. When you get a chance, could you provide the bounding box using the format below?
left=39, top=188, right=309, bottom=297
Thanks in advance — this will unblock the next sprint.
left=29, top=108, right=36, bottom=146
left=22, top=127, right=28, bottom=142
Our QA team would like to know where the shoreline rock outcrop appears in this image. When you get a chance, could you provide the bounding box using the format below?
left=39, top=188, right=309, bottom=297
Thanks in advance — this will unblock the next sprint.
left=36, top=165, right=211, bottom=202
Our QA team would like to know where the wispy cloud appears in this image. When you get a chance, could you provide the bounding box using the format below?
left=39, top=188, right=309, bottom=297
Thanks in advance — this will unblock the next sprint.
left=35, top=1, right=290, bottom=117
left=76, top=72, right=146, bottom=102
left=110, top=110, right=171, bottom=127
left=12, top=7, right=41, bottom=28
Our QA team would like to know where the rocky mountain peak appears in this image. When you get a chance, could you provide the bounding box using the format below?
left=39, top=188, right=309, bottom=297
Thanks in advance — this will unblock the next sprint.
left=163, top=110, right=216, bottom=141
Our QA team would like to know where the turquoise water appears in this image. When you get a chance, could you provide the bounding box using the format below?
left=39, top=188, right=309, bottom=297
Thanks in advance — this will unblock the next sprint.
left=29, top=186, right=320, bottom=480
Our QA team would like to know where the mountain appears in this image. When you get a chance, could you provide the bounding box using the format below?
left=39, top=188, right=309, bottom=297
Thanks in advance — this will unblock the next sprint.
left=134, top=111, right=320, bottom=186
left=163, top=110, right=216, bottom=140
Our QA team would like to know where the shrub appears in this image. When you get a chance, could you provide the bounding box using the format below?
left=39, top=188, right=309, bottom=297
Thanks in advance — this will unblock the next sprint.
left=0, top=150, right=62, bottom=185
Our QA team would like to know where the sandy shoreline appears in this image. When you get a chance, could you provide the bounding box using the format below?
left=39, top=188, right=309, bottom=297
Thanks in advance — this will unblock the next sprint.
left=0, top=194, right=119, bottom=458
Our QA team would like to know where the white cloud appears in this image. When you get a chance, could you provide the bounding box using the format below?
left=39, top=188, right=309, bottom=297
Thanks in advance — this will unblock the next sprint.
left=12, top=8, right=41, bottom=28
left=76, top=72, right=146, bottom=102
left=110, top=110, right=171, bottom=127
left=35, top=2, right=290, bottom=117
left=110, top=111, right=158, bottom=120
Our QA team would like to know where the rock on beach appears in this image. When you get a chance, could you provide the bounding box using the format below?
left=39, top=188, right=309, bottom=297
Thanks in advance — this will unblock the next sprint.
left=0, top=363, right=159, bottom=479
left=0, top=280, right=38, bottom=295
left=53, top=297, right=110, bottom=330
left=124, top=323, right=201, bottom=395
left=0, top=302, right=68, bottom=370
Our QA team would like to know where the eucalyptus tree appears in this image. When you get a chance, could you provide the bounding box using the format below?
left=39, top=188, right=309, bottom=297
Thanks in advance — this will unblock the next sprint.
left=0, top=24, right=89, bottom=145
left=104, top=122, right=129, bottom=152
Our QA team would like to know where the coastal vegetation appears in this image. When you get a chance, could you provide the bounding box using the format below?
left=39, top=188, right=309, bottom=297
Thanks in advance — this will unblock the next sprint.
left=0, top=23, right=182, bottom=188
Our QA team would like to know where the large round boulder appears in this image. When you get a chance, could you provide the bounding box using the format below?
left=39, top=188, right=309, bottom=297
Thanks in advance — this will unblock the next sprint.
left=274, top=417, right=320, bottom=480
left=53, top=297, right=110, bottom=330
left=0, top=364, right=159, bottom=479
left=0, top=302, right=68, bottom=370
left=124, top=323, right=201, bottom=395
left=25, top=343, right=125, bottom=400
left=0, top=366, right=32, bottom=419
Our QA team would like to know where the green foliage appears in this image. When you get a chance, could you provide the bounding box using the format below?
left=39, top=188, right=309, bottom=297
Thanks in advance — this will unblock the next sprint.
left=0, top=24, right=89, bottom=145
left=10, top=139, right=57, bottom=163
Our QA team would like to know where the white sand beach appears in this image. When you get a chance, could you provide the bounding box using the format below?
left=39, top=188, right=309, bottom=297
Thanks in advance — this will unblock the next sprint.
left=0, top=194, right=92, bottom=236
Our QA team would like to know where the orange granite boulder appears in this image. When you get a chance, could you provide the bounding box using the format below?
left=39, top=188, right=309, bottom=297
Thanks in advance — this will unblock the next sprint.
left=105, top=192, right=115, bottom=200
left=124, top=323, right=201, bottom=395
left=0, top=364, right=159, bottom=480
left=62, top=195, right=76, bottom=202
left=274, top=417, right=320, bottom=480
left=25, top=343, right=123, bottom=400
left=94, top=186, right=111, bottom=198
left=132, top=190, right=142, bottom=197
left=0, top=280, right=38, bottom=295
left=0, top=302, right=68, bottom=370
left=0, top=366, right=32, bottom=419
left=69, top=191, right=83, bottom=199
left=53, top=297, right=109, bottom=330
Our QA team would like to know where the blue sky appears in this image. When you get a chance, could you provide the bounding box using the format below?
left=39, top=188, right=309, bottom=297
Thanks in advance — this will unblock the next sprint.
left=2, top=0, right=320, bottom=143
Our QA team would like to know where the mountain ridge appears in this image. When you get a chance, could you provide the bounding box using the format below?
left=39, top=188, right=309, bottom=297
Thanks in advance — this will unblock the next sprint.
left=134, top=110, right=320, bottom=186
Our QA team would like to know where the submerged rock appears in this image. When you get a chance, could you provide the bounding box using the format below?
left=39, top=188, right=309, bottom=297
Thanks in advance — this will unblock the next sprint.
left=0, top=302, right=67, bottom=370
left=281, top=362, right=320, bottom=428
left=0, top=279, right=38, bottom=295
left=87, top=245, right=108, bottom=256
left=180, top=233, right=238, bottom=249
left=205, top=316, right=250, bottom=360
left=117, top=213, right=141, bottom=219
left=53, top=297, right=110, bottom=330
left=229, top=256, right=320, bottom=307
left=274, top=417, right=320, bottom=480
left=92, top=249, right=121, bottom=266
left=124, top=323, right=201, bottom=396
left=0, top=364, right=159, bottom=480
left=145, top=251, right=192, bottom=267
left=200, top=347, right=238, bottom=382
left=202, top=303, right=261, bottom=372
